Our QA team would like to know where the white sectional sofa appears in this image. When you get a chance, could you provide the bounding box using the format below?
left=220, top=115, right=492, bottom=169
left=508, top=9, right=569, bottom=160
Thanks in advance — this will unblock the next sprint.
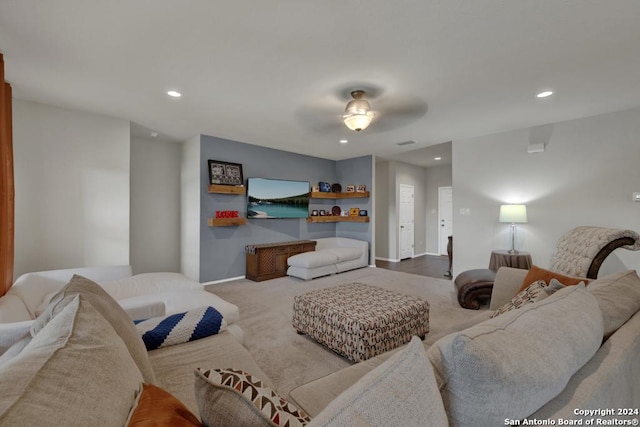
left=0, top=265, right=243, bottom=356
left=286, top=237, right=369, bottom=280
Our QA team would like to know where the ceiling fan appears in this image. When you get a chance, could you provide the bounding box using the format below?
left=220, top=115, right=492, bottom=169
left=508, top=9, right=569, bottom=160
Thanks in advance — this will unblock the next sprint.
left=295, top=84, right=428, bottom=134
left=342, top=90, right=375, bottom=132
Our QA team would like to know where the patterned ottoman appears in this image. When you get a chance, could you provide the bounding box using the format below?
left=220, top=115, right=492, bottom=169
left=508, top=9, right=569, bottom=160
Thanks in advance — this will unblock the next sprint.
left=292, top=283, right=429, bottom=362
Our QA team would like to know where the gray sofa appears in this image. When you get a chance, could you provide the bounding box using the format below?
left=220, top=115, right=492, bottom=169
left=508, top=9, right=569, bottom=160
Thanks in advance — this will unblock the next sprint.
left=289, top=267, right=640, bottom=426
left=287, top=237, right=369, bottom=280
left=2, top=266, right=638, bottom=426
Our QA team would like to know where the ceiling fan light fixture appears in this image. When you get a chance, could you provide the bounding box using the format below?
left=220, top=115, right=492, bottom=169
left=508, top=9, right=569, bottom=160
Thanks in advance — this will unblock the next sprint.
left=342, top=90, right=375, bottom=132
left=342, top=111, right=374, bottom=132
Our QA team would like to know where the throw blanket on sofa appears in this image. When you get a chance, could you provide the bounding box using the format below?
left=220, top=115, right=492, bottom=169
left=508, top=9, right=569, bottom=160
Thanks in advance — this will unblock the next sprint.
left=134, top=306, right=226, bottom=351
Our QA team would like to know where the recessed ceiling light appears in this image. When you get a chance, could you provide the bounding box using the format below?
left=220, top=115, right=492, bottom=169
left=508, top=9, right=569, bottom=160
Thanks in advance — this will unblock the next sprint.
left=150, top=132, right=158, bottom=137
left=536, top=91, right=553, bottom=98
left=167, top=90, right=182, bottom=98
left=339, top=139, right=348, bottom=144
left=434, top=157, right=442, bottom=161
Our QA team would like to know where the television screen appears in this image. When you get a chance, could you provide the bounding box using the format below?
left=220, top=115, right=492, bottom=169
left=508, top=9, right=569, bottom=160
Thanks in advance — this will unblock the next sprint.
left=247, top=178, right=310, bottom=219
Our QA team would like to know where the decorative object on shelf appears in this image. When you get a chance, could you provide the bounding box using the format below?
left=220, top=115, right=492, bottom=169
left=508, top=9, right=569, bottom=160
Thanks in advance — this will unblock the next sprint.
left=319, top=182, right=331, bottom=192
left=346, top=185, right=355, bottom=193
left=349, top=208, right=360, bottom=216
left=499, top=204, right=528, bottom=254
left=208, top=160, right=243, bottom=186
left=215, top=210, right=239, bottom=218
left=342, top=90, right=375, bottom=132
left=319, top=210, right=326, bottom=216
left=331, top=183, right=342, bottom=193
left=341, top=210, right=349, bottom=217
left=311, top=209, right=319, bottom=216
left=356, top=184, right=367, bottom=192
left=312, top=185, right=320, bottom=192
left=359, top=209, right=368, bottom=216
left=331, top=205, right=341, bottom=216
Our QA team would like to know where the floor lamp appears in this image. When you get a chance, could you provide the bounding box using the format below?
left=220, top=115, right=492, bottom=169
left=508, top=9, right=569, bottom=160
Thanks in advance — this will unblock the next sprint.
left=499, top=204, right=528, bottom=254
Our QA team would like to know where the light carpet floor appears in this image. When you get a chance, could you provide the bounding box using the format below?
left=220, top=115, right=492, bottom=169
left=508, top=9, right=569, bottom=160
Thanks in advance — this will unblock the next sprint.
left=206, top=267, right=485, bottom=396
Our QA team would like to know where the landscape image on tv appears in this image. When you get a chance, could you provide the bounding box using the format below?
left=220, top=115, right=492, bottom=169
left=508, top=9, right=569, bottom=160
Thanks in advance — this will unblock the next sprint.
left=247, top=178, right=310, bottom=219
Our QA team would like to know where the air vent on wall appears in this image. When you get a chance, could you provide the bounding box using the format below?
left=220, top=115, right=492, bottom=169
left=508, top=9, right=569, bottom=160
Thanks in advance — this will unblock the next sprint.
left=396, top=140, right=416, bottom=146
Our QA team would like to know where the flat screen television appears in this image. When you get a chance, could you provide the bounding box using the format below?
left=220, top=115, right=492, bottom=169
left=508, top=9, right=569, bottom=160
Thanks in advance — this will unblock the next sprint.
left=247, top=178, right=310, bottom=219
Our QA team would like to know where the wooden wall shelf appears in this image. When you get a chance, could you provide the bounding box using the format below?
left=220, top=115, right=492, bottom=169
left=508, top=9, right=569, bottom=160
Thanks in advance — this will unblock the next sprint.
left=208, top=184, right=246, bottom=195
left=307, top=216, right=370, bottom=223
left=208, top=217, right=247, bottom=227
left=310, top=191, right=369, bottom=199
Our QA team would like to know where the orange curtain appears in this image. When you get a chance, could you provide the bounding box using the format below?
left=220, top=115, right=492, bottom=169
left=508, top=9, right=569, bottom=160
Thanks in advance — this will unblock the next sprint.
left=0, top=53, right=14, bottom=297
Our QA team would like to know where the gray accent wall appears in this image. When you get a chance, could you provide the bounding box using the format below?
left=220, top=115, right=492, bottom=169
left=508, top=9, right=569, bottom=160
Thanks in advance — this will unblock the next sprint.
left=335, top=156, right=374, bottom=252
left=196, top=135, right=373, bottom=282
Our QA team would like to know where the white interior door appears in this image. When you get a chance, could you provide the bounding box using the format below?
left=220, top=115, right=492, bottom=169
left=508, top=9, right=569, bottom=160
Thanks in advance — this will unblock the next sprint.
left=439, top=186, right=453, bottom=255
left=399, top=184, right=414, bottom=260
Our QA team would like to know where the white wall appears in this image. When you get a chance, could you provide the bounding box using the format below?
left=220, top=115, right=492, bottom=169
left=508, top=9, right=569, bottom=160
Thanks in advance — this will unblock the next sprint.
left=375, top=160, right=428, bottom=261
left=130, top=137, right=181, bottom=274
left=375, top=160, right=390, bottom=259
left=425, top=164, right=452, bottom=255
left=12, top=100, right=130, bottom=278
left=395, top=162, right=427, bottom=256
left=452, top=106, right=640, bottom=277
left=180, top=135, right=201, bottom=281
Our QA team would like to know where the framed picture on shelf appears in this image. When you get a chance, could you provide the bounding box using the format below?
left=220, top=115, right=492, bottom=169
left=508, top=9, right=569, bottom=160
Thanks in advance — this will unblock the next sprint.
left=319, top=210, right=326, bottom=216
left=346, top=185, right=355, bottom=193
left=356, top=184, right=367, bottom=192
left=208, top=160, right=244, bottom=186
left=311, top=210, right=319, bottom=216
left=349, top=208, right=360, bottom=216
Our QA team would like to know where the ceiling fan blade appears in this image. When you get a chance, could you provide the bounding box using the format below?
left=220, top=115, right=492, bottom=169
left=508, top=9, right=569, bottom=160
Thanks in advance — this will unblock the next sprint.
left=369, top=96, right=428, bottom=132
left=294, top=107, right=342, bottom=133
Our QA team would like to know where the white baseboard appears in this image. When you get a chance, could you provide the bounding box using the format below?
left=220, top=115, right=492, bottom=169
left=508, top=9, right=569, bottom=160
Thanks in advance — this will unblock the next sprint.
left=412, top=252, right=427, bottom=258
left=425, top=252, right=445, bottom=256
left=203, top=275, right=245, bottom=286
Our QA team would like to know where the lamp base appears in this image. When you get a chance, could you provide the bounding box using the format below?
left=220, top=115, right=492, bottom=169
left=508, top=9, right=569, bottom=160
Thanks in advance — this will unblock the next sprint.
left=507, top=248, right=519, bottom=254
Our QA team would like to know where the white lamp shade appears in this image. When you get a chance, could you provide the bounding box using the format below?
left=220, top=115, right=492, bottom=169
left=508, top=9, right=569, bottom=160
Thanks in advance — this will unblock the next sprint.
left=499, top=204, right=527, bottom=223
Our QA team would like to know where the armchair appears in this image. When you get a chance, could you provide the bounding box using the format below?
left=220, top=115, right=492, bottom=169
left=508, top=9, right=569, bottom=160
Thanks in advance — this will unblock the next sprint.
left=455, top=226, right=640, bottom=309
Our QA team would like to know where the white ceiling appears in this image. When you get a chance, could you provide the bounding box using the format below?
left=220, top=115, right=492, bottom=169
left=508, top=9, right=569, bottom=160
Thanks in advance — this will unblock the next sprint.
left=2, top=1, right=640, bottom=167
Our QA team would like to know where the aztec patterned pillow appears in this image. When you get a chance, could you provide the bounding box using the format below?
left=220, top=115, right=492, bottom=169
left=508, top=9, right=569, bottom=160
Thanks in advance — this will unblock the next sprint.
left=491, top=279, right=567, bottom=318
left=194, top=368, right=311, bottom=427
left=134, top=306, right=225, bottom=351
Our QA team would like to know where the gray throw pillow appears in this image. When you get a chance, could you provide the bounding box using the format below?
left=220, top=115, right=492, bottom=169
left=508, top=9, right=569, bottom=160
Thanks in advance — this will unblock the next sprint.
left=427, top=285, right=603, bottom=427
left=31, top=274, right=156, bottom=383
left=586, top=270, right=640, bottom=338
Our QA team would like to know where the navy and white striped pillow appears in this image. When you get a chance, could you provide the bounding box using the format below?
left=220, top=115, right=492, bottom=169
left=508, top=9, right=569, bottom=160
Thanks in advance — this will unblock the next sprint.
left=134, top=306, right=225, bottom=351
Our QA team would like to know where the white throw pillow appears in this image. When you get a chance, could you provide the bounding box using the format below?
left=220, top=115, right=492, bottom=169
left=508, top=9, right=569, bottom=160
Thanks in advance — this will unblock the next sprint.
left=309, top=336, right=448, bottom=426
